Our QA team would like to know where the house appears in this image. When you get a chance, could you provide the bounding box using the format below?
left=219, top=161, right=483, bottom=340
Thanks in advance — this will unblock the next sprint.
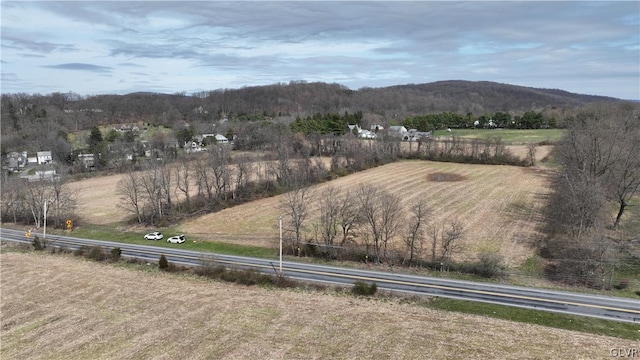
left=36, top=151, right=52, bottom=165
left=405, top=129, right=432, bottom=141
left=185, top=141, right=206, bottom=153
left=388, top=126, right=408, bottom=138
left=359, top=130, right=377, bottom=139
left=213, top=134, right=229, bottom=144
left=77, top=153, right=96, bottom=169
left=4, top=151, right=28, bottom=171
left=347, top=124, right=377, bottom=139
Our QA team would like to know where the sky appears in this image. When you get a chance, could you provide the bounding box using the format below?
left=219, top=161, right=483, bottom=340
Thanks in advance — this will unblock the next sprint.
left=1, top=1, right=639, bottom=99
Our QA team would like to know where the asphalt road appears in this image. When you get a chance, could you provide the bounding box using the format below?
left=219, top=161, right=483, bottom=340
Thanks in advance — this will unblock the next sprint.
left=2, top=228, right=639, bottom=324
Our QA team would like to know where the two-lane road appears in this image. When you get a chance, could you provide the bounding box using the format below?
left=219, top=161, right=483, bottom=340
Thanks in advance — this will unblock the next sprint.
left=2, top=228, right=639, bottom=324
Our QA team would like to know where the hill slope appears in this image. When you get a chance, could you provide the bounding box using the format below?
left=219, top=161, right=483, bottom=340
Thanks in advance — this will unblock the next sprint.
left=67, top=80, right=619, bottom=123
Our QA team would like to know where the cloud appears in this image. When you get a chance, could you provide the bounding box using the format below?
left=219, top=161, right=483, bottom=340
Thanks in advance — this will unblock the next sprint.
left=42, top=63, right=113, bottom=73
left=1, top=72, right=20, bottom=82
left=2, top=32, right=75, bottom=54
left=1, top=1, right=638, bottom=99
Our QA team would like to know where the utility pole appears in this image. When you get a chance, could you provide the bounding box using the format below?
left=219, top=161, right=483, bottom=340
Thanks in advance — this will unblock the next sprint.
left=43, top=200, right=48, bottom=242
left=279, top=214, right=283, bottom=276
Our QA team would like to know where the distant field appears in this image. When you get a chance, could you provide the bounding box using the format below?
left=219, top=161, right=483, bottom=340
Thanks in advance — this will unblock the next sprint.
left=432, top=129, right=565, bottom=143
left=1, top=252, right=631, bottom=359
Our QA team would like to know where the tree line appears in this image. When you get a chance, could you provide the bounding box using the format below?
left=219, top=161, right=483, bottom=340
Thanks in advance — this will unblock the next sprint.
left=541, top=102, right=640, bottom=288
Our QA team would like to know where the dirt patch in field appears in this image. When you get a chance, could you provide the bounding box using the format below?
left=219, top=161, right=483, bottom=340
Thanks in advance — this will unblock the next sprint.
left=427, top=172, right=468, bottom=182
left=1, top=252, right=631, bottom=360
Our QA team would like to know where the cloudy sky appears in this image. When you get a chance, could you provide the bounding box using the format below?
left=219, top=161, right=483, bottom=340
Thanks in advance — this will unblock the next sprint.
left=1, top=1, right=639, bottom=99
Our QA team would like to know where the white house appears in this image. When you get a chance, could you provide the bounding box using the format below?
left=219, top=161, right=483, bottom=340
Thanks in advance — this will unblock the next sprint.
left=347, top=124, right=377, bottom=139
left=405, top=129, right=432, bottom=141
left=388, top=126, right=408, bottom=138
left=77, top=153, right=96, bottom=169
left=37, top=151, right=52, bottom=165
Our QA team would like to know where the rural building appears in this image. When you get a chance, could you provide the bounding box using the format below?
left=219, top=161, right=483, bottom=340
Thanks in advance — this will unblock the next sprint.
left=36, top=151, right=52, bottom=165
left=405, top=129, right=432, bottom=141
left=77, top=153, right=96, bottom=169
left=388, top=126, right=408, bottom=138
left=4, top=151, right=28, bottom=171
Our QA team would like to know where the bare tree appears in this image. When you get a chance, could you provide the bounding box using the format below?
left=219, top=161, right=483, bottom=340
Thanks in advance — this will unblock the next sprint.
left=139, top=162, right=163, bottom=224
left=117, top=170, right=144, bottom=223
left=232, top=153, right=251, bottom=200
left=279, top=184, right=314, bottom=253
left=527, top=143, right=537, bottom=167
left=338, top=188, right=360, bottom=247
left=194, top=155, right=215, bottom=202
left=441, top=220, right=465, bottom=271
left=356, top=184, right=382, bottom=263
left=208, top=144, right=231, bottom=201
left=604, top=110, right=640, bottom=228
left=318, top=186, right=340, bottom=251
left=48, top=165, right=77, bottom=227
left=404, top=199, right=429, bottom=264
left=356, top=184, right=404, bottom=263
left=0, top=175, right=26, bottom=223
left=175, top=155, right=193, bottom=211
left=378, top=190, right=405, bottom=263
left=552, top=103, right=640, bottom=231
left=429, top=220, right=465, bottom=271
left=24, top=176, right=54, bottom=228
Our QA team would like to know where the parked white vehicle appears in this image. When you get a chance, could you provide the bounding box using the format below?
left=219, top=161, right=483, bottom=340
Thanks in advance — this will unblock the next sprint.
left=144, top=232, right=163, bottom=241
left=167, top=234, right=186, bottom=244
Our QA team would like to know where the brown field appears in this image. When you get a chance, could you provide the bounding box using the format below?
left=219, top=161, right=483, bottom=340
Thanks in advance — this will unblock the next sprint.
left=1, top=251, right=631, bottom=359
left=181, top=160, right=552, bottom=266
left=71, top=158, right=552, bottom=266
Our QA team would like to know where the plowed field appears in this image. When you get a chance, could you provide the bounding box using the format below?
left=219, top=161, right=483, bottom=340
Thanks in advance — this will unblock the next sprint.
left=180, top=160, right=553, bottom=266
left=1, top=252, right=629, bottom=359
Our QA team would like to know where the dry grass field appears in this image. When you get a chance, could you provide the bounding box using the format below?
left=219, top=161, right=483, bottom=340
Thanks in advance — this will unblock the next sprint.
left=181, top=160, right=552, bottom=266
left=65, top=139, right=558, bottom=269
left=71, top=158, right=552, bottom=267
left=1, top=251, right=632, bottom=360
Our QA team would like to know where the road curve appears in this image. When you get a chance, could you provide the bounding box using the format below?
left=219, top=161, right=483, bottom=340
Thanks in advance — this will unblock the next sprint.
left=2, top=228, right=639, bottom=324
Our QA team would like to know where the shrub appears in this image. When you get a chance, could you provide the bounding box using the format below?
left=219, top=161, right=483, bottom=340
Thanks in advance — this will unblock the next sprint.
left=613, top=279, right=629, bottom=290
left=32, top=236, right=44, bottom=251
left=158, top=254, right=169, bottom=270
left=352, top=281, right=377, bottom=296
left=86, top=246, right=107, bottom=261
left=193, top=264, right=227, bottom=279
left=74, top=246, right=87, bottom=257
left=110, top=247, right=122, bottom=262
left=474, top=252, right=505, bottom=278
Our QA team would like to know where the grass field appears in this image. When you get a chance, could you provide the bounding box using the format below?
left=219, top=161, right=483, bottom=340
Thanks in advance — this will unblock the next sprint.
left=67, top=160, right=552, bottom=267
left=2, top=251, right=635, bottom=359
left=180, top=160, right=552, bottom=266
left=432, top=128, right=565, bottom=143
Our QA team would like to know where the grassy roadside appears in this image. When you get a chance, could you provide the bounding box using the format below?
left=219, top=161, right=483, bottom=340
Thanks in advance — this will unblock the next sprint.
left=45, top=224, right=275, bottom=258
left=423, top=298, right=639, bottom=340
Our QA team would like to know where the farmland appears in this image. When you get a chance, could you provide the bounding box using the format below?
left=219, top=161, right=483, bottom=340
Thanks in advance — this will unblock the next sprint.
left=432, top=128, right=565, bottom=143
left=180, top=160, right=551, bottom=266
left=69, top=157, right=552, bottom=268
left=1, top=251, right=633, bottom=360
